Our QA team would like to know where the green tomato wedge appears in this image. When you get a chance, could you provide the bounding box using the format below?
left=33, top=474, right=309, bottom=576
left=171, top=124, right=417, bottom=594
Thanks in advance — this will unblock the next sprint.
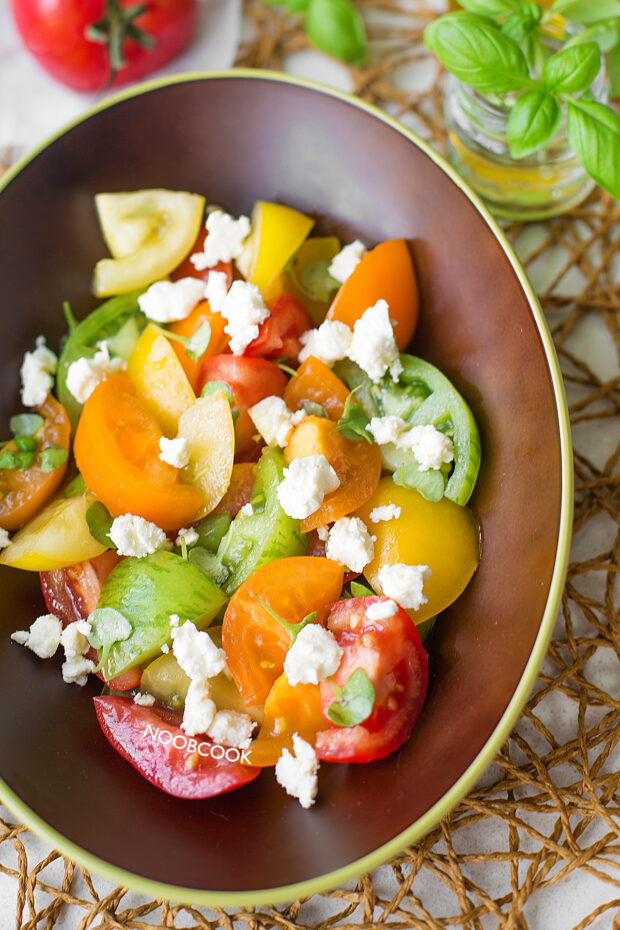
left=216, top=448, right=308, bottom=596
left=335, top=354, right=481, bottom=506
left=96, top=550, right=226, bottom=681
left=93, top=189, right=205, bottom=297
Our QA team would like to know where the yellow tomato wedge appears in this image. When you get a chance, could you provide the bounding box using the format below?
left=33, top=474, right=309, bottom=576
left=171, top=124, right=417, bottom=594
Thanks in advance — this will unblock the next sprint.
left=237, top=201, right=314, bottom=299
left=177, top=391, right=235, bottom=519
left=0, top=493, right=107, bottom=571
left=288, top=236, right=341, bottom=324
left=127, top=324, right=195, bottom=437
left=356, top=478, right=480, bottom=625
left=93, top=189, right=205, bottom=296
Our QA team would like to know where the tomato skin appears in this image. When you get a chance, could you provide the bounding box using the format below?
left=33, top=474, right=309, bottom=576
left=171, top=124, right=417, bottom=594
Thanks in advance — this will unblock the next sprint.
left=245, top=292, right=313, bottom=360
left=315, top=596, right=428, bottom=764
left=196, top=355, right=288, bottom=459
left=94, top=696, right=260, bottom=799
left=10, top=0, right=197, bottom=92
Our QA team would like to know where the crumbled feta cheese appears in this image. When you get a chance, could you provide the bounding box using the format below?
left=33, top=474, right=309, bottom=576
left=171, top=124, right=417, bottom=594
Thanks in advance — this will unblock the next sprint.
left=275, top=733, right=319, bottom=809
left=134, top=692, right=156, bottom=707
left=297, top=320, right=353, bottom=367
left=398, top=424, right=454, bottom=471
left=365, top=599, right=399, bottom=621
left=207, top=710, right=256, bottom=748
left=347, top=300, right=402, bottom=383
left=284, top=624, right=343, bottom=686
left=328, top=240, right=367, bottom=284
left=169, top=614, right=180, bottom=627
left=171, top=620, right=227, bottom=681
left=325, top=517, right=375, bottom=573
left=378, top=563, right=431, bottom=611
left=11, top=614, right=62, bottom=659
left=161, top=643, right=170, bottom=654
left=368, top=415, right=407, bottom=446
left=175, top=526, right=199, bottom=547
left=0, top=528, right=10, bottom=550
left=369, top=504, right=402, bottom=523
left=204, top=269, right=229, bottom=315
left=159, top=436, right=192, bottom=468
left=248, top=396, right=305, bottom=448
left=109, top=513, right=169, bottom=558
left=239, top=503, right=254, bottom=517
left=218, top=280, right=270, bottom=355
left=191, top=210, right=250, bottom=270
left=277, top=455, right=340, bottom=520
left=61, top=619, right=95, bottom=686
left=20, top=336, right=58, bottom=407
left=62, top=654, right=96, bottom=687
left=138, top=277, right=206, bottom=323
left=66, top=342, right=126, bottom=404
left=316, top=524, right=330, bottom=542
left=181, top=677, right=217, bottom=736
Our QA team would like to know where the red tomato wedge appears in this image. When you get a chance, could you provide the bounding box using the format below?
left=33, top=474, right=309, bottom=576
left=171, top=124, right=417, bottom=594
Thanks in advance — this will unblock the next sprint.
left=94, top=696, right=260, bottom=799
left=326, top=239, right=418, bottom=350
left=316, top=596, right=428, bottom=764
left=245, top=292, right=313, bottom=360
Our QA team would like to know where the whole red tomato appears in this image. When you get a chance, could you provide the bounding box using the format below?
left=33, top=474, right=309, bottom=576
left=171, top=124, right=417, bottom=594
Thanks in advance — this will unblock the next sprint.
left=11, top=0, right=197, bottom=92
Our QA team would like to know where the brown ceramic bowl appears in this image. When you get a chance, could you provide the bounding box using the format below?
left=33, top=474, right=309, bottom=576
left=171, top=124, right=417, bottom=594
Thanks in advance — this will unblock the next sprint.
left=0, top=71, right=571, bottom=906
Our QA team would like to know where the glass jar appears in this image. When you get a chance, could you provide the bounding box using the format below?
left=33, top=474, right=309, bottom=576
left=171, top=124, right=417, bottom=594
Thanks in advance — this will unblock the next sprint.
left=443, top=69, right=608, bottom=221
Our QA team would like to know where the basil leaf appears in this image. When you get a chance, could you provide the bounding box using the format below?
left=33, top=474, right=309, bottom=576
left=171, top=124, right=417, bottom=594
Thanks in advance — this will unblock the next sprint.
left=607, top=43, right=620, bottom=98
left=457, top=0, right=518, bottom=14
left=332, top=392, right=372, bottom=442
left=185, top=320, right=211, bottom=360
left=543, top=42, right=601, bottom=93
left=507, top=90, right=562, bottom=158
left=327, top=668, right=375, bottom=727
left=549, top=0, right=620, bottom=24
left=302, top=400, right=329, bottom=418
left=14, top=435, right=37, bottom=453
left=63, top=474, right=87, bottom=498
left=0, top=449, right=22, bottom=470
left=350, top=580, right=375, bottom=597
left=424, top=12, right=531, bottom=94
left=38, top=445, right=68, bottom=473
left=9, top=413, right=43, bottom=437
left=564, top=21, right=620, bottom=55
left=500, top=2, right=541, bottom=42
left=305, top=0, right=367, bottom=65
left=87, top=607, right=133, bottom=671
left=565, top=97, right=620, bottom=201
left=86, top=501, right=116, bottom=548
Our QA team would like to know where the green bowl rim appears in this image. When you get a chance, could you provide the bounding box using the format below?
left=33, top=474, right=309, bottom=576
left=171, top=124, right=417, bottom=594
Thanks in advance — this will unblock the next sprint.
left=0, top=67, right=574, bottom=908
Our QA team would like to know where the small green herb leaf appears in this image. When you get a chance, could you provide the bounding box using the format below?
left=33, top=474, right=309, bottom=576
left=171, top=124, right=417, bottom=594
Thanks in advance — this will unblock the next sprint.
left=63, top=301, right=79, bottom=333
left=332, top=392, right=372, bottom=442
left=424, top=12, right=531, bottom=94
left=507, top=90, right=562, bottom=158
left=0, top=448, right=33, bottom=471
left=565, top=97, right=620, bottom=201
left=608, top=43, right=620, bottom=98
left=457, top=0, right=518, bottom=14
left=302, top=401, right=330, bottom=419
left=38, top=445, right=69, bottom=473
left=14, top=435, right=37, bottom=453
left=305, top=0, right=367, bottom=65
left=9, top=414, right=43, bottom=437
left=87, top=607, right=133, bottom=671
left=185, top=320, right=211, bottom=360
left=63, top=474, right=87, bottom=498
left=85, top=501, right=116, bottom=548
left=500, top=2, right=541, bottom=42
left=201, top=380, right=239, bottom=422
left=350, top=580, right=375, bottom=597
left=549, top=0, right=620, bottom=25
left=300, top=260, right=339, bottom=301
left=326, top=668, right=375, bottom=727
left=254, top=593, right=318, bottom=646
left=543, top=42, right=601, bottom=93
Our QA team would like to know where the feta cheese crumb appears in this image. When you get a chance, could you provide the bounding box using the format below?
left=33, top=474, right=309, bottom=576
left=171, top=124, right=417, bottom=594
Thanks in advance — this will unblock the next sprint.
left=399, top=424, right=454, bottom=471
left=61, top=619, right=95, bottom=686
left=11, top=614, right=62, bottom=659
left=169, top=614, right=180, bottom=627
left=109, top=513, right=169, bottom=558
left=181, top=677, right=217, bottom=736
left=276, top=455, right=340, bottom=520
left=207, top=710, right=256, bottom=748
left=191, top=210, right=250, bottom=269
left=134, top=692, right=156, bottom=707
left=20, top=336, right=58, bottom=407
left=368, top=415, right=407, bottom=446
left=369, top=504, right=402, bottom=523
left=328, top=240, right=367, bottom=284
left=275, top=733, right=319, bottom=809
left=175, top=526, right=199, bottom=547
left=316, top=524, right=330, bottom=542
left=138, top=277, right=206, bottom=323
left=347, top=300, right=402, bottom=383
left=218, top=280, right=270, bottom=355
left=204, top=269, right=229, bottom=315
left=0, top=528, right=10, bottom=550
left=66, top=341, right=126, bottom=404
left=171, top=620, right=227, bottom=681
left=365, top=599, right=399, bottom=621
left=284, top=624, right=343, bottom=686
left=297, top=320, right=353, bottom=367
left=248, top=396, right=305, bottom=448
left=378, top=563, right=432, bottom=611
left=159, top=436, right=192, bottom=468
left=325, top=517, right=375, bottom=573
left=161, top=643, right=170, bottom=654
left=239, top=503, right=254, bottom=517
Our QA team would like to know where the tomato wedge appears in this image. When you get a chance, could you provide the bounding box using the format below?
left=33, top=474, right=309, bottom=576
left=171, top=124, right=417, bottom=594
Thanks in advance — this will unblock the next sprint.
left=326, top=239, right=418, bottom=350
left=245, top=292, right=313, bottom=360
left=246, top=673, right=325, bottom=767
left=222, top=556, right=344, bottom=705
left=316, top=596, right=428, bottom=764
left=73, top=373, right=201, bottom=530
left=94, top=696, right=261, bottom=800
left=168, top=301, right=229, bottom=391
left=283, top=357, right=350, bottom=421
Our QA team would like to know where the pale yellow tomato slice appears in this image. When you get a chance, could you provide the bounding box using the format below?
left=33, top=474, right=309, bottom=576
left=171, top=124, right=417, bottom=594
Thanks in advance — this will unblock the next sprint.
left=237, top=201, right=314, bottom=299
left=0, top=493, right=107, bottom=571
left=127, top=324, right=195, bottom=437
left=177, top=390, right=235, bottom=519
left=356, top=478, right=480, bottom=625
left=93, top=189, right=205, bottom=296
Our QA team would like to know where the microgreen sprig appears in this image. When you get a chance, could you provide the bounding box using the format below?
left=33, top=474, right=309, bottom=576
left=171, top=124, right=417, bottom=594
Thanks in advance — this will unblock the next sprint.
left=253, top=593, right=318, bottom=646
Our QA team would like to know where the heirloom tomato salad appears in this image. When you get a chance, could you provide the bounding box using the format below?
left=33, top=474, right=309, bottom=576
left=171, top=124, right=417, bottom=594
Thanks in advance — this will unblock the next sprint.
left=1, top=191, right=481, bottom=808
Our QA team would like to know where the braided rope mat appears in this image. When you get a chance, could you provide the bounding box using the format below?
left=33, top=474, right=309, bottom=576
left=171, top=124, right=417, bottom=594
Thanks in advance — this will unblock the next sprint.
left=1, top=1, right=619, bottom=926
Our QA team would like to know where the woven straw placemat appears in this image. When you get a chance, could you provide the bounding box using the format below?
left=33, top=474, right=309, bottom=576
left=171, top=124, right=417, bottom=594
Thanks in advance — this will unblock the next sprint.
left=1, top=2, right=619, bottom=927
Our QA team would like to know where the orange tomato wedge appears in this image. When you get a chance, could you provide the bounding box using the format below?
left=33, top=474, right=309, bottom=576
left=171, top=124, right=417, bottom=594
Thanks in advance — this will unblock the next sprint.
left=326, top=239, right=418, bottom=350
left=245, top=674, right=325, bottom=767
left=284, top=415, right=382, bottom=533
left=168, top=300, right=229, bottom=391
left=73, top=374, right=201, bottom=531
left=284, top=357, right=350, bottom=421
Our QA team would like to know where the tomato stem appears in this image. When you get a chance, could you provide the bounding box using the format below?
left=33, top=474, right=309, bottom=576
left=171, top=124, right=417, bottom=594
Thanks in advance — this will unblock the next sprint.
left=85, top=0, right=155, bottom=84
left=253, top=594, right=317, bottom=646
